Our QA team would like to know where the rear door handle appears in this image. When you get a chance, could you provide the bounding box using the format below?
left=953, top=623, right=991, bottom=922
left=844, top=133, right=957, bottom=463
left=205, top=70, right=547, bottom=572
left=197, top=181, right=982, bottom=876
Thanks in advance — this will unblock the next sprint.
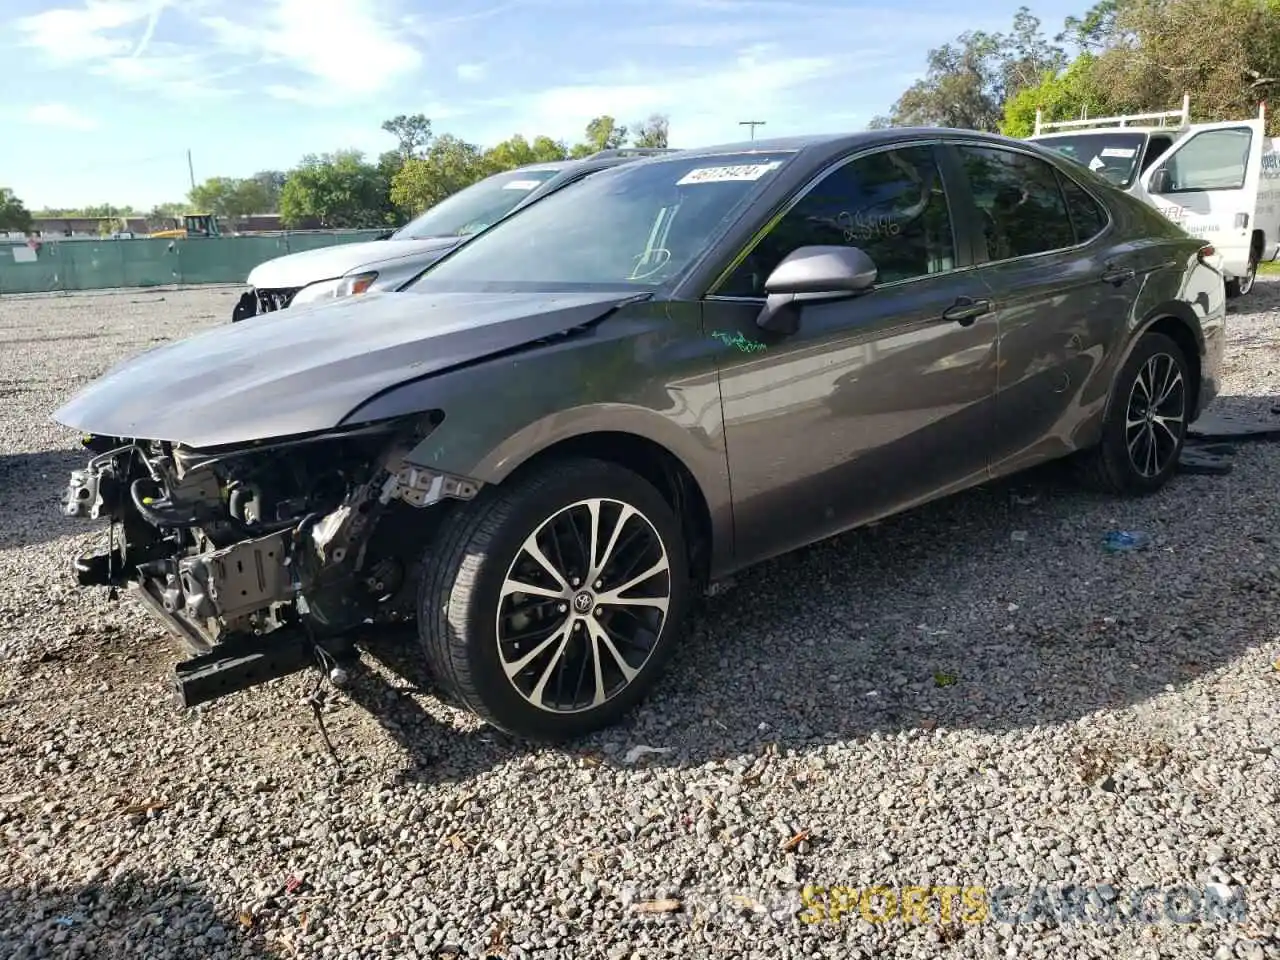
left=1101, top=265, right=1136, bottom=285
left=941, top=297, right=992, bottom=326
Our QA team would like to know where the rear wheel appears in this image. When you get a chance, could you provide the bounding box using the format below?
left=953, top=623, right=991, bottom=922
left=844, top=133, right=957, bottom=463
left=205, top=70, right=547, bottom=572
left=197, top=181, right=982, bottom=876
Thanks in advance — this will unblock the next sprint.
left=417, top=457, right=690, bottom=741
left=1073, top=331, right=1190, bottom=495
left=1226, top=256, right=1257, bottom=298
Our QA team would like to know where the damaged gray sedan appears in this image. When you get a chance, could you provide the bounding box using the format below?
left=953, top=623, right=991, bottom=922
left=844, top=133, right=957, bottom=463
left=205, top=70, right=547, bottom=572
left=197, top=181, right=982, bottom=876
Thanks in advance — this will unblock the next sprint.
left=54, top=130, right=1225, bottom=740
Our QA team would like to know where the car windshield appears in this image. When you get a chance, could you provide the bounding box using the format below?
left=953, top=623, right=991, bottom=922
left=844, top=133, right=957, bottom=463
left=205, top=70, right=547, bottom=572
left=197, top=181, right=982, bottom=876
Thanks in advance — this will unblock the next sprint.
left=405, top=152, right=796, bottom=290
left=1031, top=132, right=1148, bottom=188
left=391, top=168, right=561, bottom=240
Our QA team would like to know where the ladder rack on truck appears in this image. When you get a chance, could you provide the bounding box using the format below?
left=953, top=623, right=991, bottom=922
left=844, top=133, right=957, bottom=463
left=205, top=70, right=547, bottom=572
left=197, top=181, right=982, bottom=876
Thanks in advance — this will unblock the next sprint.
left=1033, top=95, right=1266, bottom=136
left=1033, top=94, right=1191, bottom=136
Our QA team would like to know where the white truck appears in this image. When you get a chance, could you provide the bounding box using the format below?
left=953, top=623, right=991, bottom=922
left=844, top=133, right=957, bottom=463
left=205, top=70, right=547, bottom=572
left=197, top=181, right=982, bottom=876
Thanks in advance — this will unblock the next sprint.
left=1029, top=95, right=1280, bottom=298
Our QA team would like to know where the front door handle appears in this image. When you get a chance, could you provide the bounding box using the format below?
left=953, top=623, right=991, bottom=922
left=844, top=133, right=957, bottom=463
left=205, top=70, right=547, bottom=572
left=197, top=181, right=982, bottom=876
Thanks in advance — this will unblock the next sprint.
left=1101, top=264, right=1136, bottom=286
left=941, top=297, right=992, bottom=326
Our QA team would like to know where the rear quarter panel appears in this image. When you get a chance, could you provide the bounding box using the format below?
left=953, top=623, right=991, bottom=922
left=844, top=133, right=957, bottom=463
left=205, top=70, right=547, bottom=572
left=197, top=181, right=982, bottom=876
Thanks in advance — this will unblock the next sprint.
left=1068, top=189, right=1224, bottom=446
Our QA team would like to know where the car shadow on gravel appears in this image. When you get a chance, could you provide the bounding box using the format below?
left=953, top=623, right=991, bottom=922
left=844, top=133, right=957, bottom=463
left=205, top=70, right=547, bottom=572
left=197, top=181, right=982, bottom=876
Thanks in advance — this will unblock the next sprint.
left=0, top=871, right=284, bottom=959
left=610, top=416, right=1280, bottom=765
left=332, top=395, right=1280, bottom=779
left=0, top=449, right=89, bottom=550
left=337, top=627, right=529, bottom=785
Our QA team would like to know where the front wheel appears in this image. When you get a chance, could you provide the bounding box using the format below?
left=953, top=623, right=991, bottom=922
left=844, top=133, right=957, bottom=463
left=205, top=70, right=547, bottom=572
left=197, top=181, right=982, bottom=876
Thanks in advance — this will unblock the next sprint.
left=1073, top=331, right=1191, bottom=495
left=417, top=457, right=691, bottom=741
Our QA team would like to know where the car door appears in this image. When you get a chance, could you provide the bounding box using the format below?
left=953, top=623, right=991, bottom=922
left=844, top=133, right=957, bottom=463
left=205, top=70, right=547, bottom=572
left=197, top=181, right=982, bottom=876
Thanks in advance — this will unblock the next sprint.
left=1258, top=138, right=1280, bottom=261
left=947, top=141, right=1130, bottom=474
left=1135, top=119, right=1265, bottom=276
left=701, top=141, right=1000, bottom=568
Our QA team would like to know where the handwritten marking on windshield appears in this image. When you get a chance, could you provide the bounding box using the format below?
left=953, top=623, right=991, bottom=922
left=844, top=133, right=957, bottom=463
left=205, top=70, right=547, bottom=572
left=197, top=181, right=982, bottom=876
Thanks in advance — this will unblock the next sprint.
left=711, top=330, right=767, bottom=353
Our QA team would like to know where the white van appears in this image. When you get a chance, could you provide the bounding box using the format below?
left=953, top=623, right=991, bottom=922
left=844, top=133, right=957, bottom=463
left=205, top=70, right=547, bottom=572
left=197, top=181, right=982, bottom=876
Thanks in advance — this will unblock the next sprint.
left=1029, top=96, right=1280, bottom=298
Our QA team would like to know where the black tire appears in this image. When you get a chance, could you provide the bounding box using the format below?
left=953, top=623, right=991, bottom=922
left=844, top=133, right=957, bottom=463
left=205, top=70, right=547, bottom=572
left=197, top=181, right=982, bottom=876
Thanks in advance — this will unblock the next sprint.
left=417, top=457, right=691, bottom=741
left=1073, top=331, right=1191, bottom=495
left=1225, top=256, right=1257, bottom=299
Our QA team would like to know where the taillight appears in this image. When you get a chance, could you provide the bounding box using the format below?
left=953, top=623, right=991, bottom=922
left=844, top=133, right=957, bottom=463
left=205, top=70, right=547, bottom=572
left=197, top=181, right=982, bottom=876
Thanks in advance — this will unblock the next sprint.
left=1198, top=244, right=1215, bottom=264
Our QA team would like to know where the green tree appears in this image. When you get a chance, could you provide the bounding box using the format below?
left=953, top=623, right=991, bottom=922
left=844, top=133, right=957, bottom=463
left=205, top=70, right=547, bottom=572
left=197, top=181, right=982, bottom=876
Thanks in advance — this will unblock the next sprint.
left=1091, top=0, right=1280, bottom=134
left=189, top=176, right=272, bottom=220
left=390, top=135, right=488, bottom=214
left=1058, top=0, right=1128, bottom=51
left=250, top=170, right=287, bottom=211
left=188, top=176, right=235, bottom=214
left=80, top=204, right=136, bottom=218
left=279, top=150, right=396, bottom=228
left=878, top=7, right=1063, bottom=130
left=1000, top=53, right=1110, bottom=136
left=483, top=134, right=569, bottom=173
left=571, top=115, right=628, bottom=157
left=0, top=188, right=34, bottom=232
left=381, top=113, right=434, bottom=159
left=631, top=114, right=670, bottom=148
left=1000, top=0, right=1279, bottom=137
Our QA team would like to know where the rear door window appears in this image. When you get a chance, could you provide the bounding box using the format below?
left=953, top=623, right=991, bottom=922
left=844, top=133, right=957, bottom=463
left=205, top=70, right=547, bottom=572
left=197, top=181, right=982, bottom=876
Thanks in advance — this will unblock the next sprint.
left=955, top=146, right=1077, bottom=260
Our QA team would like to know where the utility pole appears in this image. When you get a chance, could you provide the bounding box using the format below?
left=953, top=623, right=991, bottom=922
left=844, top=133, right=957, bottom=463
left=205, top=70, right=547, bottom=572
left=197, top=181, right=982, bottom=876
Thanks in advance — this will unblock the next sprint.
left=739, top=120, right=766, bottom=140
left=187, top=149, right=196, bottom=191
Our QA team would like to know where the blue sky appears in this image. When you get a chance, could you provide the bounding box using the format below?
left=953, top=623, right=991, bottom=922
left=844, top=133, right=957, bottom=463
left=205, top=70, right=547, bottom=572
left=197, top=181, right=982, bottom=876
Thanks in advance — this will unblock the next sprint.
left=1, top=0, right=1083, bottom=210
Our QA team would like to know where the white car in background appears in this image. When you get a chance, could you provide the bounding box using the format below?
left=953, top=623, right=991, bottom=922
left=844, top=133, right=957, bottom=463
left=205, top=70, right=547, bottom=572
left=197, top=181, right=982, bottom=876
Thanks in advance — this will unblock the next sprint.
left=231, top=148, right=674, bottom=321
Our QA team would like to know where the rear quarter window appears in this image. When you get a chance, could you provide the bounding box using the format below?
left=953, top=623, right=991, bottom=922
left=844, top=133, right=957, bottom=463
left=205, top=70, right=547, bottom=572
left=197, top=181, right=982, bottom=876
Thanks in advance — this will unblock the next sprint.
left=1055, top=172, right=1108, bottom=244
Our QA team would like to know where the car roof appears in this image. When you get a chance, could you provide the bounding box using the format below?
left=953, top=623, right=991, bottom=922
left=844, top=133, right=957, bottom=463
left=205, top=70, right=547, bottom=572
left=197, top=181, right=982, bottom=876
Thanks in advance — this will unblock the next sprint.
left=610, top=128, right=1069, bottom=170
left=505, top=149, right=679, bottom=177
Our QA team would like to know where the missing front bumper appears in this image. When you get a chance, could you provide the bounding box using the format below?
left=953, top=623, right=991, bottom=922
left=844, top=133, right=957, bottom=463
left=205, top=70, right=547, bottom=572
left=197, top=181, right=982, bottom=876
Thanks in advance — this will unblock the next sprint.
left=170, top=629, right=353, bottom=708
left=133, top=580, right=355, bottom=707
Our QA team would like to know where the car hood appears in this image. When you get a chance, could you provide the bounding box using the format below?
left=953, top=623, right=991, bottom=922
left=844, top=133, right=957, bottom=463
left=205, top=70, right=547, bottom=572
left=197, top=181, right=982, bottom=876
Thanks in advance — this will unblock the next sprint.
left=246, top=236, right=463, bottom=289
left=52, top=289, right=643, bottom=449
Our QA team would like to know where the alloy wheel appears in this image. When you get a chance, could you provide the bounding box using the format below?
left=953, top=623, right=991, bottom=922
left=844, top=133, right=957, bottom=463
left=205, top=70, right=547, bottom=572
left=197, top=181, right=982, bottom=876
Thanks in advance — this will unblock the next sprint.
left=1125, top=351, right=1185, bottom=478
left=495, top=498, right=671, bottom=713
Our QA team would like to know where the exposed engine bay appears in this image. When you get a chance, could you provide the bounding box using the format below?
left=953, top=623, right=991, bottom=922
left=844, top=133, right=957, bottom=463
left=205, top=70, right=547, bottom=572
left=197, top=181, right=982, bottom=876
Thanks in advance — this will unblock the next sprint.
left=63, top=417, right=480, bottom=706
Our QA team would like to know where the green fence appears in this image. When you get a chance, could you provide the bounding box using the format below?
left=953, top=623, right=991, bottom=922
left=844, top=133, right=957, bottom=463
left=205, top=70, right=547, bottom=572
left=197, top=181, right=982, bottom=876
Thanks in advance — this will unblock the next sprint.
left=0, top=230, right=388, bottom=295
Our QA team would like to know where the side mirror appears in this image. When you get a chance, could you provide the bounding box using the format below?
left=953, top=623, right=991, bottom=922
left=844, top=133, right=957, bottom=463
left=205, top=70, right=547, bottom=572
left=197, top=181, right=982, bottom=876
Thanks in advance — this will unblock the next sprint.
left=1148, top=167, right=1172, bottom=194
left=757, top=245, right=877, bottom=334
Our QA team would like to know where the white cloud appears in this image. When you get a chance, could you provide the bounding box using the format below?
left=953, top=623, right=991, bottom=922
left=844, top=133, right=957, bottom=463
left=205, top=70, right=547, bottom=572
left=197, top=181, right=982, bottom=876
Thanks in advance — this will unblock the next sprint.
left=23, top=103, right=102, bottom=131
left=129, top=0, right=170, bottom=58
left=200, top=0, right=422, bottom=104
left=457, top=62, right=487, bottom=82
left=16, top=0, right=421, bottom=105
left=504, top=44, right=862, bottom=147
left=15, top=0, right=152, bottom=61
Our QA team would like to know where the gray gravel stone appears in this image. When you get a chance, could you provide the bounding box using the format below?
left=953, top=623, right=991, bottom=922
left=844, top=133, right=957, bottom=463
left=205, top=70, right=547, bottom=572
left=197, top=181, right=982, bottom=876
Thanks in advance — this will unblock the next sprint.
left=1, top=282, right=1280, bottom=958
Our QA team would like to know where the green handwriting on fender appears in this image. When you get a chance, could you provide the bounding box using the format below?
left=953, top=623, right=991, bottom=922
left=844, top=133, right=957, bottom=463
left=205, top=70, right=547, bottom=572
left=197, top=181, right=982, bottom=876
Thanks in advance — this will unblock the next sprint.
left=711, top=330, right=767, bottom=353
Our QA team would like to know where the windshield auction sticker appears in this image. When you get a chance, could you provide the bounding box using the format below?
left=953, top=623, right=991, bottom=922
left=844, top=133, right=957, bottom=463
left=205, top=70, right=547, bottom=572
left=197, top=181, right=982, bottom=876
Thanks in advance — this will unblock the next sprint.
left=677, top=161, right=783, bottom=185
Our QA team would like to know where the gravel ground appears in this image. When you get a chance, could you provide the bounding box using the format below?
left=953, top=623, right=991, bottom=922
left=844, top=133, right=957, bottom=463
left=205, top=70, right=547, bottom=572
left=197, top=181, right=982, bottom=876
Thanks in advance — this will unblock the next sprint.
left=2, top=283, right=1280, bottom=960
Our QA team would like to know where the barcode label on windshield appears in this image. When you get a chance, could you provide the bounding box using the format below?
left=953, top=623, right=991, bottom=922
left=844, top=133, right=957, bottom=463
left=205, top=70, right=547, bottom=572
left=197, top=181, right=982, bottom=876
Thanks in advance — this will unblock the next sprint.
left=677, top=162, right=782, bottom=185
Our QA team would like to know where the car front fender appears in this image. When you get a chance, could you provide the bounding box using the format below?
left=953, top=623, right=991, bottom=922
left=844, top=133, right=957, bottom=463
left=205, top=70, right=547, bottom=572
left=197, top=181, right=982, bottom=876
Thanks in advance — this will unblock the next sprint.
left=338, top=303, right=736, bottom=571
